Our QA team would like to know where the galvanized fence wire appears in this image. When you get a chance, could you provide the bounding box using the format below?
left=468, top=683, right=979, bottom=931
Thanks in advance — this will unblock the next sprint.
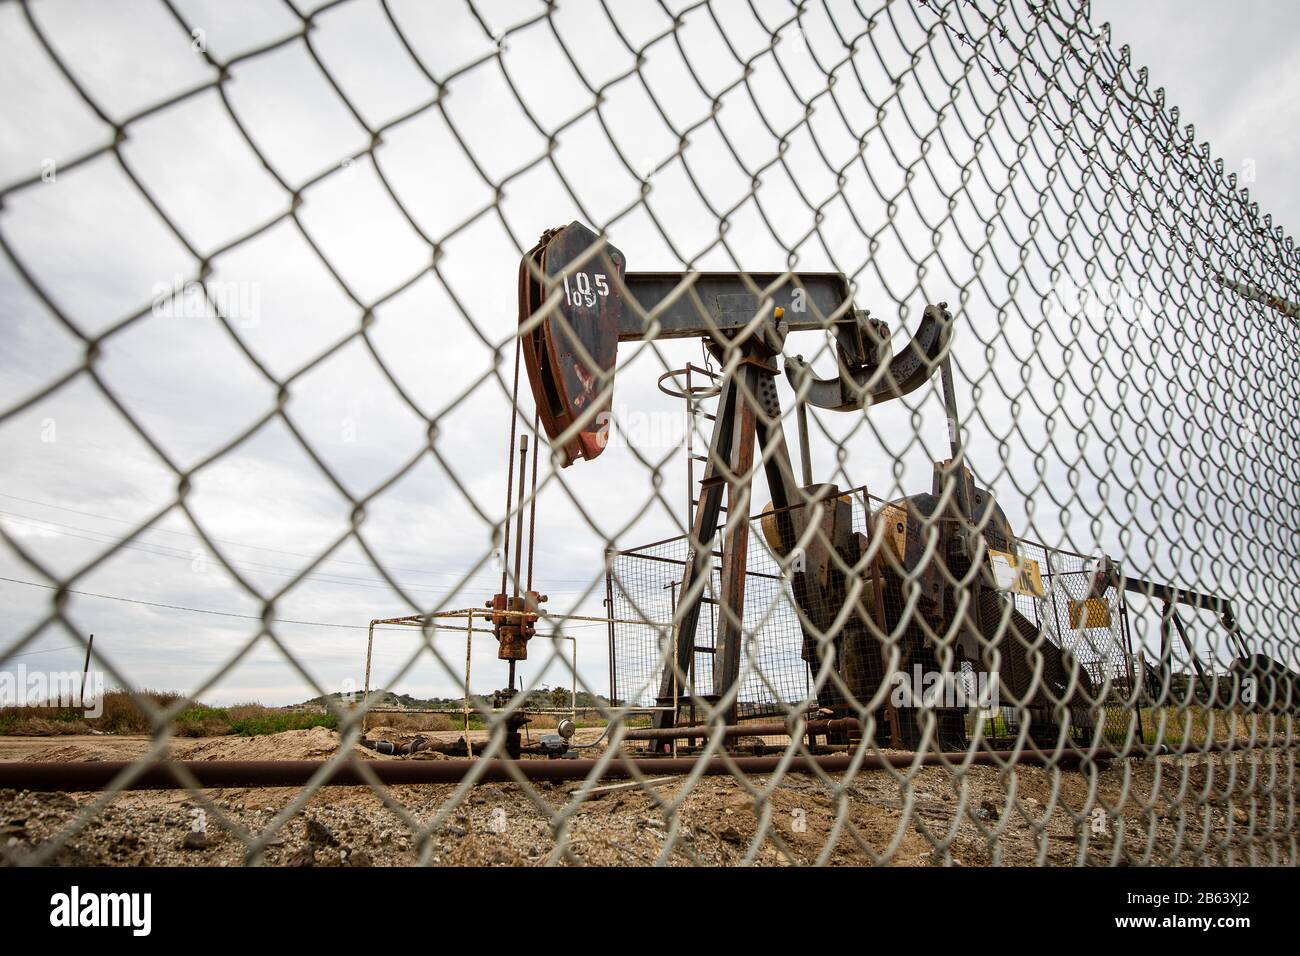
left=0, top=0, right=1296, bottom=866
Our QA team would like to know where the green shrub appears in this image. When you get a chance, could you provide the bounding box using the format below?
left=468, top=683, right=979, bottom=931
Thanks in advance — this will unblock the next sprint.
left=227, top=711, right=337, bottom=736
left=1, top=692, right=339, bottom=738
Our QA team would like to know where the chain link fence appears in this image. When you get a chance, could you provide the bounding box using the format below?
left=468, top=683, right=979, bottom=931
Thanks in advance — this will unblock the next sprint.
left=0, top=0, right=1296, bottom=866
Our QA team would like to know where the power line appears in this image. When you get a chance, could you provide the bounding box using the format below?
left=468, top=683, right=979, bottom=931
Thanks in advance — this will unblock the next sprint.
left=0, top=491, right=453, bottom=575
left=0, top=511, right=472, bottom=594
left=0, top=510, right=597, bottom=596
left=0, top=574, right=610, bottom=633
left=0, top=574, right=367, bottom=629
left=0, top=643, right=78, bottom=660
left=0, top=493, right=608, bottom=589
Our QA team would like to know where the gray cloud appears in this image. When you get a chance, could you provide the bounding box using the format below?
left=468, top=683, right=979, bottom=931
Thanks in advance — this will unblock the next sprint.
left=2, top=0, right=1296, bottom=705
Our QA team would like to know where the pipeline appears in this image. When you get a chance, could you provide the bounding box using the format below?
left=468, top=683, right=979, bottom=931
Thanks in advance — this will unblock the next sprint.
left=618, top=717, right=861, bottom=742
left=359, top=735, right=428, bottom=756
left=0, top=738, right=1288, bottom=792
left=0, top=752, right=1013, bottom=792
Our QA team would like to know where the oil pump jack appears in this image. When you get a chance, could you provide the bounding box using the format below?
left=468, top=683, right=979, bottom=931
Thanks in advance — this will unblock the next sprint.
left=1083, top=557, right=1300, bottom=715
left=513, top=221, right=1095, bottom=752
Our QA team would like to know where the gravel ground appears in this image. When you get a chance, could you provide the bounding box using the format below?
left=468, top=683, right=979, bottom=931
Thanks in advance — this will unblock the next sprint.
left=0, top=729, right=1292, bottom=866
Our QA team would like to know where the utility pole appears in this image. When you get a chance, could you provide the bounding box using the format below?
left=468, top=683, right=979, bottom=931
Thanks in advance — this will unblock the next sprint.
left=80, top=633, right=95, bottom=703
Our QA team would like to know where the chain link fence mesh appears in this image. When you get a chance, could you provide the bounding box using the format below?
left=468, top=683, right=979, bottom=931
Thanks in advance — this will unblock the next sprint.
left=0, top=0, right=1296, bottom=866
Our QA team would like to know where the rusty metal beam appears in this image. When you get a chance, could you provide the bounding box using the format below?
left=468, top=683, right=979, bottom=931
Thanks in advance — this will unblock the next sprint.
left=0, top=739, right=1286, bottom=792
left=618, top=272, right=852, bottom=340
left=652, top=368, right=741, bottom=730
left=714, top=368, right=758, bottom=724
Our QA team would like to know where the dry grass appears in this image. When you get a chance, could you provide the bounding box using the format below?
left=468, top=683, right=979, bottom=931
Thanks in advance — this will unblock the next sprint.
left=0, top=716, right=91, bottom=736
left=0, top=689, right=182, bottom=736
left=364, top=711, right=457, bottom=733
left=1132, top=706, right=1260, bottom=746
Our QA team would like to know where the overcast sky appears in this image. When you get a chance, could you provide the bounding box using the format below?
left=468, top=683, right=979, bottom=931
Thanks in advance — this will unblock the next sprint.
left=1, top=0, right=1296, bottom=707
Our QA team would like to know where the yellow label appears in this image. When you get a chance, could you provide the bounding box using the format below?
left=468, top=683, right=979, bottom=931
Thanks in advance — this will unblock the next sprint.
left=1018, top=558, right=1044, bottom=597
left=1068, top=597, right=1112, bottom=629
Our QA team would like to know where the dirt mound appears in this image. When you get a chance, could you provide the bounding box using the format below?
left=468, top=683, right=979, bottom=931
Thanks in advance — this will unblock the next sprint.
left=21, top=743, right=110, bottom=763
left=181, top=727, right=372, bottom=761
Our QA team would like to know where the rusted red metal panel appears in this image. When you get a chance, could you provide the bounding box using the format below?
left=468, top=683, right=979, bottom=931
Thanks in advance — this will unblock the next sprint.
left=518, top=222, right=625, bottom=466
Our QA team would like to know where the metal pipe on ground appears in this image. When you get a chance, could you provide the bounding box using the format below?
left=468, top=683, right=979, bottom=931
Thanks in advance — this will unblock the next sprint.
left=617, top=717, right=861, bottom=741
left=1, top=738, right=1288, bottom=792
left=0, top=752, right=1016, bottom=791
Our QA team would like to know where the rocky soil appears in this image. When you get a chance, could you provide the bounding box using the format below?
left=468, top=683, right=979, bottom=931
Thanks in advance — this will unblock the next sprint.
left=0, top=728, right=1291, bottom=866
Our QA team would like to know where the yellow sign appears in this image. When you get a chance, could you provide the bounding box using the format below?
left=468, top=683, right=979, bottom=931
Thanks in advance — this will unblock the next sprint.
left=987, top=549, right=1044, bottom=597
left=1067, top=598, right=1112, bottom=629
